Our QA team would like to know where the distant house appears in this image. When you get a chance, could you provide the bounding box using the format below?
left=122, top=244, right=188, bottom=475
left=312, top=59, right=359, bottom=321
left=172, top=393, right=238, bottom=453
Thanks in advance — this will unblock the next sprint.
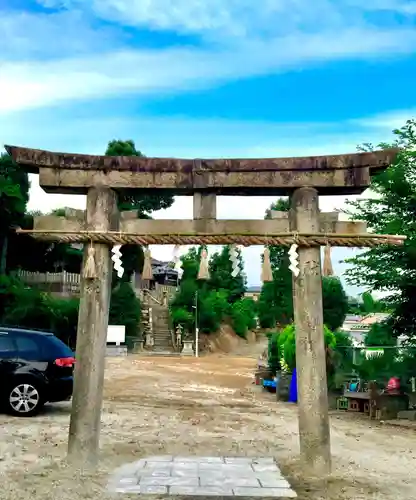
left=245, top=285, right=262, bottom=302
left=132, top=258, right=179, bottom=290
left=341, top=313, right=390, bottom=346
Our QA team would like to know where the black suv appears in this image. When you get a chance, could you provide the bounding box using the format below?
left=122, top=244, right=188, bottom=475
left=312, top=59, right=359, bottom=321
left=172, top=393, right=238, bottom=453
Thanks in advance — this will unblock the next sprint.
left=0, top=327, right=75, bottom=416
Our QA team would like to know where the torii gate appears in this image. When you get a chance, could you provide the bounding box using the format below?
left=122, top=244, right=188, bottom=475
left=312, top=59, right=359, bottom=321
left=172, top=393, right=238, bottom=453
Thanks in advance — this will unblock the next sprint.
left=5, top=145, right=403, bottom=476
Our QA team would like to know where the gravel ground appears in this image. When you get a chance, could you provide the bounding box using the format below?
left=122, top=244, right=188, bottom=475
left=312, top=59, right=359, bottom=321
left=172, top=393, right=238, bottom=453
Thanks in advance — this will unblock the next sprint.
left=0, top=352, right=415, bottom=500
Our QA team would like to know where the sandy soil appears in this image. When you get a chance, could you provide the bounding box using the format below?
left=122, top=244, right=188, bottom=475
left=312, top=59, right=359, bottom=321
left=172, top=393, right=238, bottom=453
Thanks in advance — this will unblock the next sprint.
left=1, top=348, right=415, bottom=500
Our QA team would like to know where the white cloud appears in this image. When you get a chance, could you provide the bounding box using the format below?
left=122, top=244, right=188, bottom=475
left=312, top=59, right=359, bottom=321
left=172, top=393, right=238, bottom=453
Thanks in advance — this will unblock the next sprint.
left=0, top=9, right=125, bottom=60
left=347, top=0, right=416, bottom=15
left=2, top=26, right=416, bottom=114
left=36, top=0, right=416, bottom=38
left=352, top=110, right=416, bottom=130
left=1, top=0, right=416, bottom=114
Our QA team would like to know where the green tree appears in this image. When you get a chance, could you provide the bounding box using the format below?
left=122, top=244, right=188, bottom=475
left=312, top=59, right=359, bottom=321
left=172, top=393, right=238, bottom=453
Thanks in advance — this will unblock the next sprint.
left=7, top=210, right=83, bottom=273
left=170, top=245, right=251, bottom=335
left=268, top=323, right=336, bottom=374
left=230, top=297, right=257, bottom=338
left=105, top=139, right=174, bottom=214
left=0, top=153, right=29, bottom=273
left=109, top=281, right=141, bottom=339
left=208, top=245, right=246, bottom=303
left=344, top=120, right=416, bottom=340
left=360, top=291, right=390, bottom=314
left=322, top=276, right=348, bottom=331
left=258, top=198, right=293, bottom=327
left=0, top=274, right=79, bottom=347
left=169, top=247, right=203, bottom=333
left=105, top=140, right=174, bottom=282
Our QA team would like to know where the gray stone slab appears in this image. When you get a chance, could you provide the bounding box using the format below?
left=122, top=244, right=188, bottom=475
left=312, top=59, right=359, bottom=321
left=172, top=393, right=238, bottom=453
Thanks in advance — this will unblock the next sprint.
left=233, top=486, right=297, bottom=497
left=256, top=474, right=289, bottom=488
left=144, top=461, right=172, bottom=469
left=200, top=476, right=261, bottom=487
left=140, top=476, right=199, bottom=487
left=139, top=468, right=171, bottom=477
left=258, top=478, right=291, bottom=489
left=118, top=478, right=139, bottom=486
left=224, top=457, right=255, bottom=464
left=171, top=462, right=199, bottom=470
left=117, top=485, right=168, bottom=494
left=252, top=463, right=281, bottom=473
left=169, top=486, right=234, bottom=496
left=108, top=455, right=297, bottom=497
left=199, top=463, right=253, bottom=472
left=173, top=456, right=224, bottom=463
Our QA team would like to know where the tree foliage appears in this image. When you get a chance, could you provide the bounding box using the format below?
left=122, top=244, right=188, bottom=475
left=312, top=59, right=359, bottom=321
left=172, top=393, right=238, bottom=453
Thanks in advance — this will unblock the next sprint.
left=104, top=139, right=175, bottom=282
left=0, top=153, right=30, bottom=273
left=258, top=199, right=293, bottom=328
left=105, top=140, right=174, bottom=214
left=109, top=282, right=141, bottom=339
left=169, top=246, right=255, bottom=337
left=208, top=246, right=246, bottom=304
left=0, top=274, right=79, bottom=347
left=258, top=198, right=348, bottom=331
left=267, top=323, right=336, bottom=374
left=344, top=120, right=416, bottom=339
left=322, top=276, right=348, bottom=331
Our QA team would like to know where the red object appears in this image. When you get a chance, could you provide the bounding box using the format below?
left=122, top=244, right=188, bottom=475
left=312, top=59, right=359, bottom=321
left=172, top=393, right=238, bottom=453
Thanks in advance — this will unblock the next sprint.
left=54, top=357, right=76, bottom=367
left=386, top=376, right=400, bottom=393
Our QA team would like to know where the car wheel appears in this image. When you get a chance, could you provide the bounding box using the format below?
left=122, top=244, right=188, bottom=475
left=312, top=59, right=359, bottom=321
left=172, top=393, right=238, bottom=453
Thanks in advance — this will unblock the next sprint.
left=7, top=381, right=44, bottom=417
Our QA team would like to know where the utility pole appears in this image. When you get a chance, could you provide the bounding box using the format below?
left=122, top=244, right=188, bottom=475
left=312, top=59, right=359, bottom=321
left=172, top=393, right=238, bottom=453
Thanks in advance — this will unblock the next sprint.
left=194, top=290, right=199, bottom=357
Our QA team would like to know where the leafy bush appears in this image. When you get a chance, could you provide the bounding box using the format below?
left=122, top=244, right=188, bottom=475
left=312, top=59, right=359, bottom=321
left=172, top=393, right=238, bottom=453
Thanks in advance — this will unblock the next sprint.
left=0, top=274, right=79, bottom=347
left=267, top=331, right=281, bottom=374
left=198, top=289, right=229, bottom=333
left=169, top=246, right=250, bottom=335
left=1, top=275, right=142, bottom=349
left=170, top=307, right=194, bottom=332
left=267, top=323, right=337, bottom=374
left=230, top=297, right=257, bottom=338
left=322, top=276, right=348, bottom=331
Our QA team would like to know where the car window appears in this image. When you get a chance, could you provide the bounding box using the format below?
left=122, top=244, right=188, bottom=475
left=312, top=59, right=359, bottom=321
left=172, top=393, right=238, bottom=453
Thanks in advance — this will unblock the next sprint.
left=15, top=335, right=41, bottom=360
left=42, top=335, right=74, bottom=358
left=0, top=333, right=16, bottom=359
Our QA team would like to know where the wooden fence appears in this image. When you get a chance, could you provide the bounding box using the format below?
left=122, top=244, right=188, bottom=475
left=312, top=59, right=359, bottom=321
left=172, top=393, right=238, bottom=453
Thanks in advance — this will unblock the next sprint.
left=17, top=270, right=81, bottom=296
left=17, top=270, right=177, bottom=302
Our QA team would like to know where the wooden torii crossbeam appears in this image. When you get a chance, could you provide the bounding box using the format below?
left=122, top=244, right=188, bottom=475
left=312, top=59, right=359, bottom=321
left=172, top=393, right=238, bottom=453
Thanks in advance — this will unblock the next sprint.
left=5, top=145, right=404, bottom=476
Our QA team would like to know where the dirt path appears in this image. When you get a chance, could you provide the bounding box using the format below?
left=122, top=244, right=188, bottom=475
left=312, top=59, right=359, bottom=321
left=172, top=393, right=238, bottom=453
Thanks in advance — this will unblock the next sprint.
left=0, top=353, right=415, bottom=500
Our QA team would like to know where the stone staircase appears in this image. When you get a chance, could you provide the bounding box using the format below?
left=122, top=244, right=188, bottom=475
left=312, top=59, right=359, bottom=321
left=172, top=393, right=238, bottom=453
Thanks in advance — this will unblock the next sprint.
left=151, top=304, right=175, bottom=352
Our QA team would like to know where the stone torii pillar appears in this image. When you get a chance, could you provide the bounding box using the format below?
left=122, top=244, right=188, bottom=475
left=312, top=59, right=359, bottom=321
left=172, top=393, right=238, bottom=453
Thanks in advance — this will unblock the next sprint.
left=290, top=188, right=330, bottom=475
left=273, top=201, right=366, bottom=474
left=67, top=187, right=119, bottom=465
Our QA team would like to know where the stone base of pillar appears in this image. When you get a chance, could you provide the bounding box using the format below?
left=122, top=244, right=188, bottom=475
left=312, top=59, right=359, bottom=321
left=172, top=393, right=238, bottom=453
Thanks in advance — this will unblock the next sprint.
left=145, top=334, right=154, bottom=346
left=132, top=340, right=144, bottom=353
left=181, top=340, right=194, bottom=356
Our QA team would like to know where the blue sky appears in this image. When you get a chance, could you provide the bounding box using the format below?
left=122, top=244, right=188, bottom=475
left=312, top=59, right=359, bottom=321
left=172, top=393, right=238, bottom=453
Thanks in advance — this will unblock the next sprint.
left=1, top=0, right=416, bottom=295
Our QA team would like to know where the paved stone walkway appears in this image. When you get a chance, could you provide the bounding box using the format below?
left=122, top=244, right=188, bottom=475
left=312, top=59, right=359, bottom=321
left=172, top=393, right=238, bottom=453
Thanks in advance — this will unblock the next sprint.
left=108, top=456, right=297, bottom=497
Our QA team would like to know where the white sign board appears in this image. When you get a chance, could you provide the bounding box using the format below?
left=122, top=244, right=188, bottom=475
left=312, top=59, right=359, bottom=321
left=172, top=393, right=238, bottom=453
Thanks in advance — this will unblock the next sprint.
left=107, top=325, right=126, bottom=346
